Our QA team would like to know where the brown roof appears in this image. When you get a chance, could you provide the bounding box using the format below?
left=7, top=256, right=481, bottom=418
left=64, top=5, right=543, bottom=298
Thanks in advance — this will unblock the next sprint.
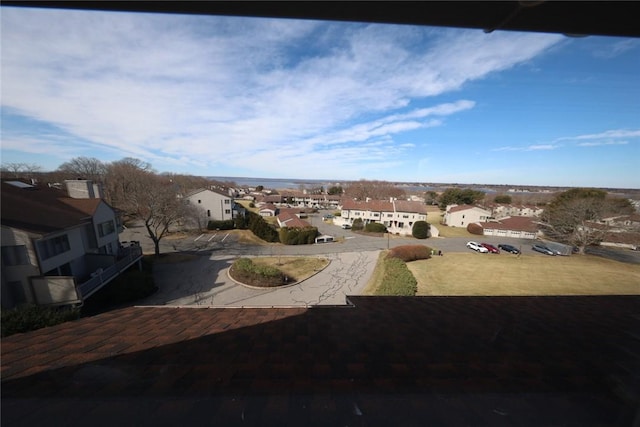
left=2, top=296, right=638, bottom=425
left=479, top=216, right=539, bottom=233
left=1, top=181, right=98, bottom=233
left=277, top=211, right=311, bottom=228
left=342, top=199, right=394, bottom=212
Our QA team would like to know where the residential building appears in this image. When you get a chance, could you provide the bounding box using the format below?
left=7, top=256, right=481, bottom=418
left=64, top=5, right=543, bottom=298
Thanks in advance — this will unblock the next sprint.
left=340, top=199, right=428, bottom=236
left=183, top=188, right=238, bottom=222
left=277, top=211, right=312, bottom=228
left=490, top=203, right=544, bottom=219
left=258, top=204, right=278, bottom=217
left=443, top=204, right=491, bottom=227
left=475, top=216, right=541, bottom=240
left=1, top=180, right=142, bottom=309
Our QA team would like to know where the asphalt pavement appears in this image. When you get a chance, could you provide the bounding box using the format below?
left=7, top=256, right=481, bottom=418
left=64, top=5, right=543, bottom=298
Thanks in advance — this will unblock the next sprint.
left=121, top=213, right=633, bottom=308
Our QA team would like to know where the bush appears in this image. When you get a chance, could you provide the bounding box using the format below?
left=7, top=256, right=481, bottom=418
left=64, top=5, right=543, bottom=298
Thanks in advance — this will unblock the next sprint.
left=365, top=222, right=387, bottom=233
left=1, top=304, right=80, bottom=337
left=352, top=218, right=364, bottom=231
left=230, top=258, right=285, bottom=287
left=279, top=227, right=318, bottom=245
left=387, top=245, right=433, bottom=262
left=207, top=219, right=235, bottom=230
left=375, top=257, right=417, bottom=296
left=467, top=222, right=484, bottom=235
left=246, top=212, right=279, bottom=242
left=412, top=221, right=430, bottom=239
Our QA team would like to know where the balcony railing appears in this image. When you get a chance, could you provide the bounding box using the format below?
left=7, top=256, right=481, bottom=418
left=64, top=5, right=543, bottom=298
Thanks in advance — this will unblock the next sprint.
left=77, top=245, right=143, bottom=299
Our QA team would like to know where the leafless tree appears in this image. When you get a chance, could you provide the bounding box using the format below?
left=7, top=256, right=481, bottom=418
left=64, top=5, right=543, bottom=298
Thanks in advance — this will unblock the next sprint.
left=1, top=162, right=42, bottom=179
left=343, top=179, right=406, bottom=201
left=538, top=188, right=632, bottom=254
left=104, top=158, right=153, bottom=213
left=56, top=157, right=107, bottom=182
left=182, top=202, right=209, bottom=231
left=129, top=172, right=184, bottom=256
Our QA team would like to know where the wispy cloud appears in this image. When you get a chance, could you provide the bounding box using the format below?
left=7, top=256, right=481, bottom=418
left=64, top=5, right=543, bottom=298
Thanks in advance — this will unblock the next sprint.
left=492, top=144, right=560, bottom=152
left=577, top=140, right=629, bottom=147
left=1, top=8, right=563, bottom=177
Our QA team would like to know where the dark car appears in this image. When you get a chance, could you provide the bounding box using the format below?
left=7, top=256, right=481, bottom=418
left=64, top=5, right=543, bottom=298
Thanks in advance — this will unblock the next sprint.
left=498, top=243, right=520, bottom=254
left=532, top=244, right=555, bottom=255
left=481, top=243, right=500, bottom=254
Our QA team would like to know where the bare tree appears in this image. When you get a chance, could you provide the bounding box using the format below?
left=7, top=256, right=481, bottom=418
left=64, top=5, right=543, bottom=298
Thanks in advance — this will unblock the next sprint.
left=56, top=157, right=107, bottom=182
left=344, top=179, right=406, bottom=201
left=538, top=188, right=631, bottom=254
left=129, top=172, right=184, bottom=256
left=1, top=162, right=42, bottom=179
left=104, top=158, right=153, bottom=213
left=182, top=202, right=209, bottom=231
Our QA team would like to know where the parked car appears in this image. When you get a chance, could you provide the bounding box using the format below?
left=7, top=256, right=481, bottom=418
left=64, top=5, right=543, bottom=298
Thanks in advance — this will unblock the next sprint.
left=532, top=244, right=556, bottom=255
left=341, top=223, right=352, bottom=229
left=481, top=243, right=500, bottom=254
left=498, top=243, right=520, bottom=254
left=466, top=241, right=489, bottom=253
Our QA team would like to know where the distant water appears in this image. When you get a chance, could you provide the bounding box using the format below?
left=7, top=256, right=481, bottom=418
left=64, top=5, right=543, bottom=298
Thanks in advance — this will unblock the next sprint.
left=207, top=176, right=337, bottom=190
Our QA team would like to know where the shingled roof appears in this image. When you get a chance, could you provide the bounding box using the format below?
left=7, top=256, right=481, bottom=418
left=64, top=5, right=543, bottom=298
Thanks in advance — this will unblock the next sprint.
left=2, top=295, right=639, bottom=425
left=1, top=181, right=102, bottom=234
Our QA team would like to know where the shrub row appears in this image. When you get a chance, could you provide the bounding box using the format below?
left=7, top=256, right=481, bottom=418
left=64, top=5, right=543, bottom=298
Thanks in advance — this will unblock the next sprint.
left=1, top=304, right=80, bottom=337
left=279, top=227, right=318, bottom=245
left=387, top=245, right=433, bottom=262
left=207, top=219, right=235, bottom=230
left=375, top=257, right=417, bottom=296
left=352, top=218, right=364, bottom=231
left=246, top=212, right=279, bottom=242
left=364, top=222, right=387, bottom=233
left=231, top=258, right=285, bottom=287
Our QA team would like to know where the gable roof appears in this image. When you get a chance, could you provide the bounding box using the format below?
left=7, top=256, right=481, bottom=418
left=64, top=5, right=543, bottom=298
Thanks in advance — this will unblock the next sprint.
left=1, top=181, right=100, bottom=234
left=447, top=204, right=490, bottom=214
left=184, top=187, right=231, bottom=199
left=277, top=211, right=311, bottom=228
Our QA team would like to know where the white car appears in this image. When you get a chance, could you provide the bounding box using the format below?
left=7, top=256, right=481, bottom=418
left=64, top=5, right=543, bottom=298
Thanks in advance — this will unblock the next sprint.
left=467, top=241, right=489, bottom=253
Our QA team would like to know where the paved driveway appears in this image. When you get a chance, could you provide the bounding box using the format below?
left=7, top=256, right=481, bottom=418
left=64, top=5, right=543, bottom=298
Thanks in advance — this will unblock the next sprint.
left=139, top=250, right=379, bottom=307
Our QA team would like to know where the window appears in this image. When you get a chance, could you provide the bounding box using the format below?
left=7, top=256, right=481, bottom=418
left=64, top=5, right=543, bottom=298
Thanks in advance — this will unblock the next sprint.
left=198, top=199, right=201, bottom=204
left=37, top=235, right=71, bottom=260
left=1, top=245, right=30, bottom=266
left=98, top=220, right=115, bottom=237
left=207, top=210, right=211, bottom=217
left=225, top=209, right=231, bottom=214
left=403, top=214, right=409, bottom=218
left=224, top=199, right=230, bottom=204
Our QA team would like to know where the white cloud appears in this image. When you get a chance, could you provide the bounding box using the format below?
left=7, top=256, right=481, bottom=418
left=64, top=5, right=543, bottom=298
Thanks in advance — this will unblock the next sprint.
left=1, top=8, right=563, bottom=175
left=577, top=141, right=629, bottom=147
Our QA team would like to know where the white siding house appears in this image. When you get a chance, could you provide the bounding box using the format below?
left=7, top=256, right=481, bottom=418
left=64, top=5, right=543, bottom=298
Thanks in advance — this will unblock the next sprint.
left=443, top=205, right=491, bottom=228
left=184, top=188, right=236, bottom=222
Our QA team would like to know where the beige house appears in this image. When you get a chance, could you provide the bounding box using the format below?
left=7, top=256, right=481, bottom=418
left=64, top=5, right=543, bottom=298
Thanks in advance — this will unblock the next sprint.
left=476, top=216, right=541, bottom=239
left=340, top=199, right=428, bottom=236
left=443, top=204, right=491, bottom=227
left=1, top=180, right=141, bottom=309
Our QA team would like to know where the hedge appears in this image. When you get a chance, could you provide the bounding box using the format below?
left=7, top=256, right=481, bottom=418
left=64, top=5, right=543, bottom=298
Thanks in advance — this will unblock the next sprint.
left=279, top=227, right=318, bottom=245
left=387, top=245, right=433, bottom=262
left=207, top=219, right=235, bottom=230
left=246, top=212, right=279, bottom=242
left=375, top=257, right=417, bottom=296
left=230, top=258, right=285, bottom=287
left=1, top=304, right=80, bottom=337
left=365, top=222, right=387, bottom=233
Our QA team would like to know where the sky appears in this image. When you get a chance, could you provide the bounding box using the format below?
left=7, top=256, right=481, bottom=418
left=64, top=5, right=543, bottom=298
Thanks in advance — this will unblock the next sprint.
left=1, top=7, right=639, bottom=188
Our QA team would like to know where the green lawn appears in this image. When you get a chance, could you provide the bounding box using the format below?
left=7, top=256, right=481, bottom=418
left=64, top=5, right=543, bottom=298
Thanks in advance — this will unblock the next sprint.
left=407, top=253, right=640, bottom=296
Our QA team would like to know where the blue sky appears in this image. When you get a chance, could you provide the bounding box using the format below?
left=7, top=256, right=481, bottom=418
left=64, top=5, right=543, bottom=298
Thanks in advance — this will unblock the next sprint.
left=1, top=7, right=639, bottom=188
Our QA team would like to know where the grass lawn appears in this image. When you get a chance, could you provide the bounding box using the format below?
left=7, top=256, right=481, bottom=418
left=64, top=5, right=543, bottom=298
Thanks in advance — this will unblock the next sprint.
left=250, top=256, right=330, bottom=282
left=426, top=210, right=474, bottom=238
left=407, top=253, right=640, bottom=295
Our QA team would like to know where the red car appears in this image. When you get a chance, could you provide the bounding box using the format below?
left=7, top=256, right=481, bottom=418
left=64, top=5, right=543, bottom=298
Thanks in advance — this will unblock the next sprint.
left=481, top=243, right=500, bottom=254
